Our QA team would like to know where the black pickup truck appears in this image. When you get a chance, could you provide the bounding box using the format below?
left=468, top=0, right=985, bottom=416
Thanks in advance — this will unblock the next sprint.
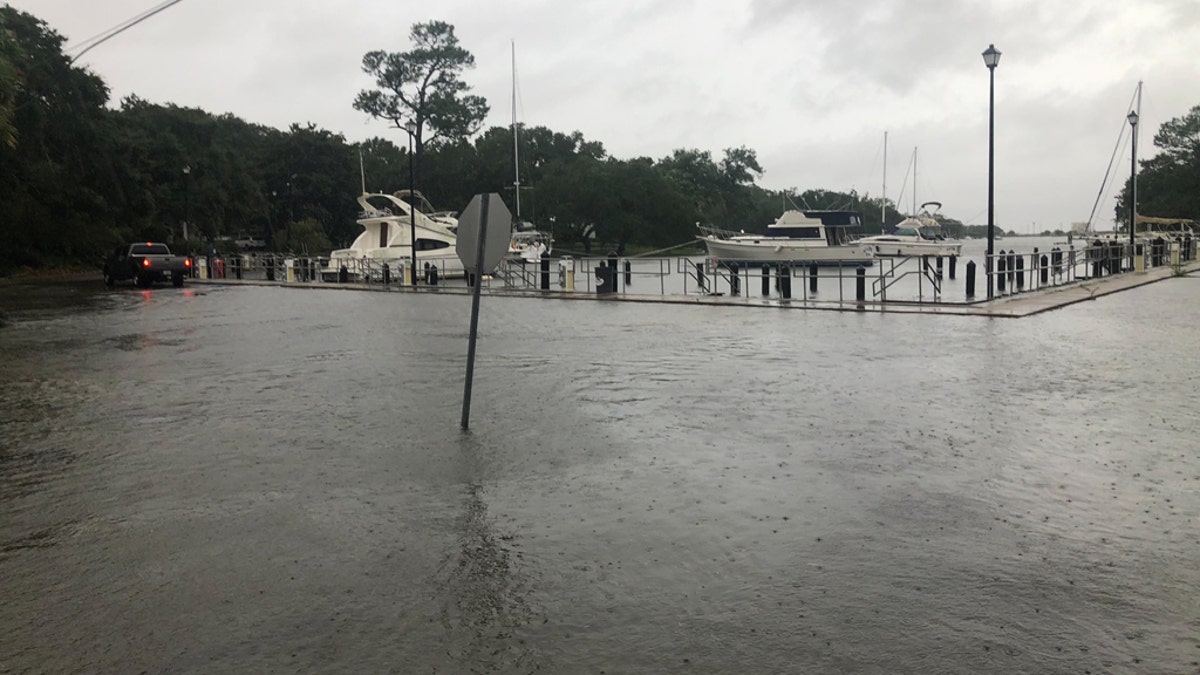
left=103, top=242, right=192, bottom=288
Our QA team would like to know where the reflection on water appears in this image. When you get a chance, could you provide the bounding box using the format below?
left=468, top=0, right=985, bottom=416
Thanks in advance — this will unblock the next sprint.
left=0, top=277, right=1198, bottom=673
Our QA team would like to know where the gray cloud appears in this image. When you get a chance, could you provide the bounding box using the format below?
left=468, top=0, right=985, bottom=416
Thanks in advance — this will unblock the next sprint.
left=13, top=0, right=1200, bottom=231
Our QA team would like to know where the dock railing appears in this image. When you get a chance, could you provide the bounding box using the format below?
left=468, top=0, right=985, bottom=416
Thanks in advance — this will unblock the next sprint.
left=197, top=234, right=1195, bottom=306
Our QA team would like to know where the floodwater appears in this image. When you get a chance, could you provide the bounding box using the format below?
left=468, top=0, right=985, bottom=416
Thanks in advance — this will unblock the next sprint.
left=501, top=235, right=1089, bottom=303
left=1, top=274, right=1197, bottom=674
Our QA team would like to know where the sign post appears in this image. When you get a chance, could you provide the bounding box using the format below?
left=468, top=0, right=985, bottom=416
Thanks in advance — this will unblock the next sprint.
left=456, top=193, right=512, bottom=430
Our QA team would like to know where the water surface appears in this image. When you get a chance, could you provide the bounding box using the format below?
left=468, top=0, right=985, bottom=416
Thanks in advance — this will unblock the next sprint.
left=1, top=276, right=1197, bottom=673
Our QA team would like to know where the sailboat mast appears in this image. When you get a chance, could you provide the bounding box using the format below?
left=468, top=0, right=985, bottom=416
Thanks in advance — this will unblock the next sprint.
left=881, top=131, right=887, bottom=227
left=511, top=41, right=521, bottom=222
left=912, top=146, right=917, bottom=215
left=1132, top=80, right=1142, bottom=236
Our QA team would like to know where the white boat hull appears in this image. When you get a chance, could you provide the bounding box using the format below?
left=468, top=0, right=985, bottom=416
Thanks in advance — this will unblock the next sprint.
left=702, top=236, right=875, bottom=265
left=858, top=240, right=962, bottom=257
left=322, top=249, right=466, bottom=281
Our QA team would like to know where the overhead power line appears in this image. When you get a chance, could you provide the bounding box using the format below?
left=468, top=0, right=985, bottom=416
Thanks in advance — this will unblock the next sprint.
left=66, top=0, right=187, bottom=64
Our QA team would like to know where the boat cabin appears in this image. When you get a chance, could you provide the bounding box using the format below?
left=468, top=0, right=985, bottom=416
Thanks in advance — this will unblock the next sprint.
left=766, top=210, right=862, bottom=246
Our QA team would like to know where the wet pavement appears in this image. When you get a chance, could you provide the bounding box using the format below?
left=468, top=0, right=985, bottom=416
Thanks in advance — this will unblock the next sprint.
left=1, top=275, right=1198, bottom=673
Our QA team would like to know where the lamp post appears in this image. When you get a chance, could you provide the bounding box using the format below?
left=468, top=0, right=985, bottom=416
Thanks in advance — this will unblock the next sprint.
left=403, top=120, right=417, bottom=285
left=182, top=164, right=191, bottom=242
left=1127, top=109, right=1139, bottom=264
left=982, top=43, right=1000, bottom=299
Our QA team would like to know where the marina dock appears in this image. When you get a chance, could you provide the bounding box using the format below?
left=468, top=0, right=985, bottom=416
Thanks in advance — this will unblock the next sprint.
left=189, top=250, right=1200, bottom=319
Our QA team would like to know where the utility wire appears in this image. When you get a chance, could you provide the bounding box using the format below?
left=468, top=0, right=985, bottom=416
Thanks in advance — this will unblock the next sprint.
left=66, top=0, right=186, bottom=64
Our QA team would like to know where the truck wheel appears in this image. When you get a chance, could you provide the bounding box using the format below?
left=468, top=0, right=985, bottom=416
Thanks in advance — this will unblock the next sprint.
left=132, top=272, right=144, bottom=288
left=103, top=270, right=115, bottom=287
left=172, top=272, right=184, bottom=288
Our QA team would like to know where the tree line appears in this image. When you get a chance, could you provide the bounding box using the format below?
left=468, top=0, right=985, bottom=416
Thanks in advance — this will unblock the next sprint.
left=2, top=8, right=1195, bottom=274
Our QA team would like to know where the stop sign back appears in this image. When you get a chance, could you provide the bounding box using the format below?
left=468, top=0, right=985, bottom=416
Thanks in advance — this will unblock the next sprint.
left=455, top=193, right=513, bottom=273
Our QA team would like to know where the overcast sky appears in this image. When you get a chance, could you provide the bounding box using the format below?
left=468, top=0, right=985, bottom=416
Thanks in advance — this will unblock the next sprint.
left=12, top=0, right=1200, bottom=232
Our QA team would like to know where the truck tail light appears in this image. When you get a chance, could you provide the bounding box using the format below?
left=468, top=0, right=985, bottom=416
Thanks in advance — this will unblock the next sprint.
left=142, top=258, right=151, bottom=267
left=185, top=259, right=192, bottom=267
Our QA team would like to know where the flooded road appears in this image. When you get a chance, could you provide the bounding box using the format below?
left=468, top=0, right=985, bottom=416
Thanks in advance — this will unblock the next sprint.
left=1, top=277, right=1198, bottom=673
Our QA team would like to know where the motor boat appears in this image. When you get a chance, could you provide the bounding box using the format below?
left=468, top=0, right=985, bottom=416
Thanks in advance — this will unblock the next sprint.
left=320, top=190, right=465, bottom=281
left=508, top=223, right=553, bottom=263
left=857, top=202, right=962, bottom=257
left=699, top=209, right=875, bottom=265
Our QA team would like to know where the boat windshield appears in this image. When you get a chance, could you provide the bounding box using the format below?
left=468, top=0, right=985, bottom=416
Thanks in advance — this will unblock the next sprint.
left=767, top=227, right=821, bottom=239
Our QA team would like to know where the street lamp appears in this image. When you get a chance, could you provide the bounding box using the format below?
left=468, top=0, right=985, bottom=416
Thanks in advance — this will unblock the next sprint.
left=982, top=43, right=1000, bottom=299
left=403, top=120, right=417, bottom=285
left=182, top=164, right=191, bottom=242
left=1127, top=109, right=1139, bottom=265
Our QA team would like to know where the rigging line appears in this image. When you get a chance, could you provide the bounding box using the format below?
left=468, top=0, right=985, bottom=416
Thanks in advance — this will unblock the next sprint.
left=858, top=131, right=883, bottom=197
left=67, top=0, right=187, bottom=64
left=631, top=240, right=703, bottom=257
left=1085, top=84, right=1141, bottom=230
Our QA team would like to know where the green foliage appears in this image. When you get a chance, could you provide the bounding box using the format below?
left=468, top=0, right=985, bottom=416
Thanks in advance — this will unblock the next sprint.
left=0, top=6, right=113, bottom=270
left=0, top=10, right=22, bottom=148
left=281, top=217, right=333, bottom=254
left=353, top=20, right=489, bottom=184
left=1116, top=104, right=1200, bottom=222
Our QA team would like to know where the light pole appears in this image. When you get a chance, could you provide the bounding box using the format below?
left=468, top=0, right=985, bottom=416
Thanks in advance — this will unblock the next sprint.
left=1127, top=109, right=1139, bottom=265
left=182, top=164, right=191, bottom=242
left=403, top=120, right=417, bottom=285
left=982, top=43, right=1000, bottom=299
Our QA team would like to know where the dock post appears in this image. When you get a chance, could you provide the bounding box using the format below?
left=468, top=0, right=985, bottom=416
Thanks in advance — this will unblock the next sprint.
left=1015, top=255, right=1025, bottom=291
left=935, top=256, right=944, bottom=280
left=855, top=265, right=865, bottom=302
left=780, top=265, right=792, bottom=299
left=696, top=261, right=707, bottom=293
left=429, top=265, right=439, bottom=286
left=997, top=252, right=1006, bottom=293
left=338, top=265, right=348, bottom=284
left=623, top=260, right=632, bottom=287
left=608, top=252, right=619, bottom=292
left=761, top=264, right=770, bottom=297
left=809, top=263, right=818, bottom=294
left=965, top=260, right=976, bottom=298
left=729, top=263, right=741, bottom=296
left=1007, top=251, right=1016, bottom=288
left=1040, top=255, right=1049, bottom=286
left=382, top=263, right=391, bottom=284
left=949, top=255, right=957, bottom=280
left=540, top=253, right=551, bottom=290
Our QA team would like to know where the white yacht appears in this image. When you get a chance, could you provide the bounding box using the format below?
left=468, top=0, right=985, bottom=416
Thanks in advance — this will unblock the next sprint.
left=321, top=190, right=465, bottom=281
left=857, top=202, right=962, bottom=257
left=508, top=223, right=553, bottom=263
left=700, top=209, right=875, bottom=265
